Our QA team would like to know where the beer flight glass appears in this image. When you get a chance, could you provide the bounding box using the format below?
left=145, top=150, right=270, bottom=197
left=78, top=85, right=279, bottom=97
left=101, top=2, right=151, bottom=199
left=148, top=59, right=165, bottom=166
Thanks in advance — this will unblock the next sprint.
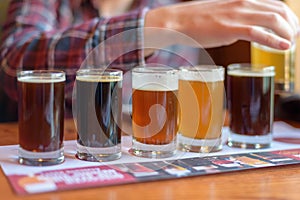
left=75, top=69, right=123, bottom=162
left=251, top=36, right=295, bottom=93
left=131, top=66, right=178, bottom=158
left=177, top=66, right=225, bottom=153
left=17, top=70, right=65, bottom=166
left=227, top=63, right=275, bottom=149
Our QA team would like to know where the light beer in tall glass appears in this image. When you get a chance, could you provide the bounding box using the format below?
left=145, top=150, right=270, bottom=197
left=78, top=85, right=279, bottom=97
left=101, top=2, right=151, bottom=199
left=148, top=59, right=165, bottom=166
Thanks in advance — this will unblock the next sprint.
left=251, top=42, right=295, bottom=93
left=177, top=66, right=225, bottom=153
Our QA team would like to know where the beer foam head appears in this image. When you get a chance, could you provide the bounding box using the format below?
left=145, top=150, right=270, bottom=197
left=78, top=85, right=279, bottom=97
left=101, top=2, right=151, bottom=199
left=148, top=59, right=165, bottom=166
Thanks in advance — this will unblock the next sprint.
left=179, top=66, right=224, bottom=82
left=76, top=75, right=122, bottom=82
left=227, top=65, right=275, bottom=77
left=17, top=70, right=66, bottom=83
left=132, top=67, right=178, bottom=91
left=18, top=76, right=65, bottom=83
left=76, top=69, right=123, bottom=82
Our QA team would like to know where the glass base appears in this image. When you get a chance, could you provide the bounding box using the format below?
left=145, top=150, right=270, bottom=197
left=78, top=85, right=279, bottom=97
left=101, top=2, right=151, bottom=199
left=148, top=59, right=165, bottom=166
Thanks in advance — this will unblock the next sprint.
left=76, top=143, right=121, bottom=162
left=18, top=147, right=64, bottom=166
left=227, top=132, right=272, bottom=149
left=177, top=134, right=222, bottom=153
left=130, top=139, right=176, bottom=158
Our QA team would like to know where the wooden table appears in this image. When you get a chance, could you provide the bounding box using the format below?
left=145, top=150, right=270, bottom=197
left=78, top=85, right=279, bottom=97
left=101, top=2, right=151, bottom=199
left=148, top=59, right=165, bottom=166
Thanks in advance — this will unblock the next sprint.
left=1, top=119, right=300, bottom=200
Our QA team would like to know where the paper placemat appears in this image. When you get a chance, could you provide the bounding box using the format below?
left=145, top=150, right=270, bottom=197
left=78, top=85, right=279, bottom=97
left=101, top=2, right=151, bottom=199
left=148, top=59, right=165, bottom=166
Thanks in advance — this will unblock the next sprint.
left=1, top=121, right=300, bottom=195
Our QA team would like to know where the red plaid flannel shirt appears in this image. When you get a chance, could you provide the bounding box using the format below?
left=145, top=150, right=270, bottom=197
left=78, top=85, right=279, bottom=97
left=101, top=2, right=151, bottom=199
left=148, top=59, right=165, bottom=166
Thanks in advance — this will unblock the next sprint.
left=0, top=0, right=198, bottom=113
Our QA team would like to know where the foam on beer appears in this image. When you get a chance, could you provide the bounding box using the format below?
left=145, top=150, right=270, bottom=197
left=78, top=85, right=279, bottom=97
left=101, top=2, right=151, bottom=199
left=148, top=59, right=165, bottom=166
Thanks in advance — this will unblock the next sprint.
left=18, top=76, right=66, bottom=83
left=76, top=75, right=122, bottom=82
left=133, top=83, right=177, bottom=91
left=227, top=68, right=275, bottom=77
left=179, top=69, right=224, bottom=82
left=132, top=77, right=178, bottom=91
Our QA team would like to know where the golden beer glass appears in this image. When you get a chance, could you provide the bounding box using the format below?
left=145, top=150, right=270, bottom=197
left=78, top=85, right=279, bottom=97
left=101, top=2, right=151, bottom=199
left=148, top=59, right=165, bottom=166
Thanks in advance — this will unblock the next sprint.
left=177, top=65, right=225, bottom=153
left=251, top=41, right=295, bottom=93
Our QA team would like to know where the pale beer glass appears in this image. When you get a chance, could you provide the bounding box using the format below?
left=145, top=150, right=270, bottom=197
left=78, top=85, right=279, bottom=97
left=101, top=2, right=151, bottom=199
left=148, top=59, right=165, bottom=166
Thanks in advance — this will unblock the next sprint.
left=177, top=66, right=225, bottom=153
left=251, top=39, right=295, bottom=93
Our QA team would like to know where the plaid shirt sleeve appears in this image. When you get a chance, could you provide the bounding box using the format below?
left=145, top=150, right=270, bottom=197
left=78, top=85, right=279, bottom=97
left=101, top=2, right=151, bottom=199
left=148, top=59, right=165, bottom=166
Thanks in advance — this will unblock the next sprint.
left=0, top=0, right=148, bottom=103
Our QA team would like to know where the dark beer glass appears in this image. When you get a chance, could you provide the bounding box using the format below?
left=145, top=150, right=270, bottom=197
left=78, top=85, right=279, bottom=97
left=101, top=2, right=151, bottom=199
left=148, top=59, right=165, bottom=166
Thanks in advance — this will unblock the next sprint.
left=131, top=66, right=178, bottom=158
left=17, top=70, right=65, bottom=166
left=227, top=63, right=275, bottom=149
left=75, top=69, right=123, bottom=162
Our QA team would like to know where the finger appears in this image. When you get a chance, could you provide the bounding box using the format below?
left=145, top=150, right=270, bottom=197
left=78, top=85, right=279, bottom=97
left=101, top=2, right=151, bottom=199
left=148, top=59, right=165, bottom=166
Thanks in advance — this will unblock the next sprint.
left=237, top=10, right=294, bottom=41
left=247, top=0, right=299, bottom=36
left=237, top=25, right=291, bottom=50
left=262, top=0, right=300, bottom=34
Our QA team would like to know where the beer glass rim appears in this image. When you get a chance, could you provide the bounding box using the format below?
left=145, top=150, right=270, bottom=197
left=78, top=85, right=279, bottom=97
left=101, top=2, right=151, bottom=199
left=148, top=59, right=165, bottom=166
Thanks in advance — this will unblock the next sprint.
left=227, top=63, right=275, bottom=77
left=251, top=27, right=296, bottom=50
left=132, top=66, right=178, bottom=91
left=76, top=68, right=122, bottom=76
left=251, top=41, right=296, bottom=53
left=17, top=70, right=66, bottom=82
left=179, top=65, right=224, bottom=72
left=178, top=65, right=224, bottom=82
left=132, top=66, right=178, bottom=74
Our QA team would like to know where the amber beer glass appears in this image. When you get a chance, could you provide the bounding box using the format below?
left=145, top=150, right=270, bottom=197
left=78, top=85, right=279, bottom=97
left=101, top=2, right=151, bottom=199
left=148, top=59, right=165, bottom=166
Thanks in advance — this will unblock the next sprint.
left=75, top=69, right=123, bottom=162
left=227, top=64, right=275, bottom=149
left=251, top=40, right=295, bottom=93
left=177, top=66, right=225, bottom=153
left=17, top=70, right=65, bottom=166
left=131, top=67, right=178, bottom=158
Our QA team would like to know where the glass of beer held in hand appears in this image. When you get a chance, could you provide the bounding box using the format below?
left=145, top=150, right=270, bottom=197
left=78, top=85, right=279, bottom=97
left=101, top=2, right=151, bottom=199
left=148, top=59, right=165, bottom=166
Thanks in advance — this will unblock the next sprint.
left=131, top=66, right=178, bottom=158
left=17, top=70, right=65, bottom=166
left=251, top=38, right=295, bottom=93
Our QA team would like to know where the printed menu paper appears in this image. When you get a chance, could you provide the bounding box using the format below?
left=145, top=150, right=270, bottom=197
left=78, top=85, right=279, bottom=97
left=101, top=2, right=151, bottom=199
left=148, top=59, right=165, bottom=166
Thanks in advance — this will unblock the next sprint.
left=0, top=122, right=300, bottom=195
